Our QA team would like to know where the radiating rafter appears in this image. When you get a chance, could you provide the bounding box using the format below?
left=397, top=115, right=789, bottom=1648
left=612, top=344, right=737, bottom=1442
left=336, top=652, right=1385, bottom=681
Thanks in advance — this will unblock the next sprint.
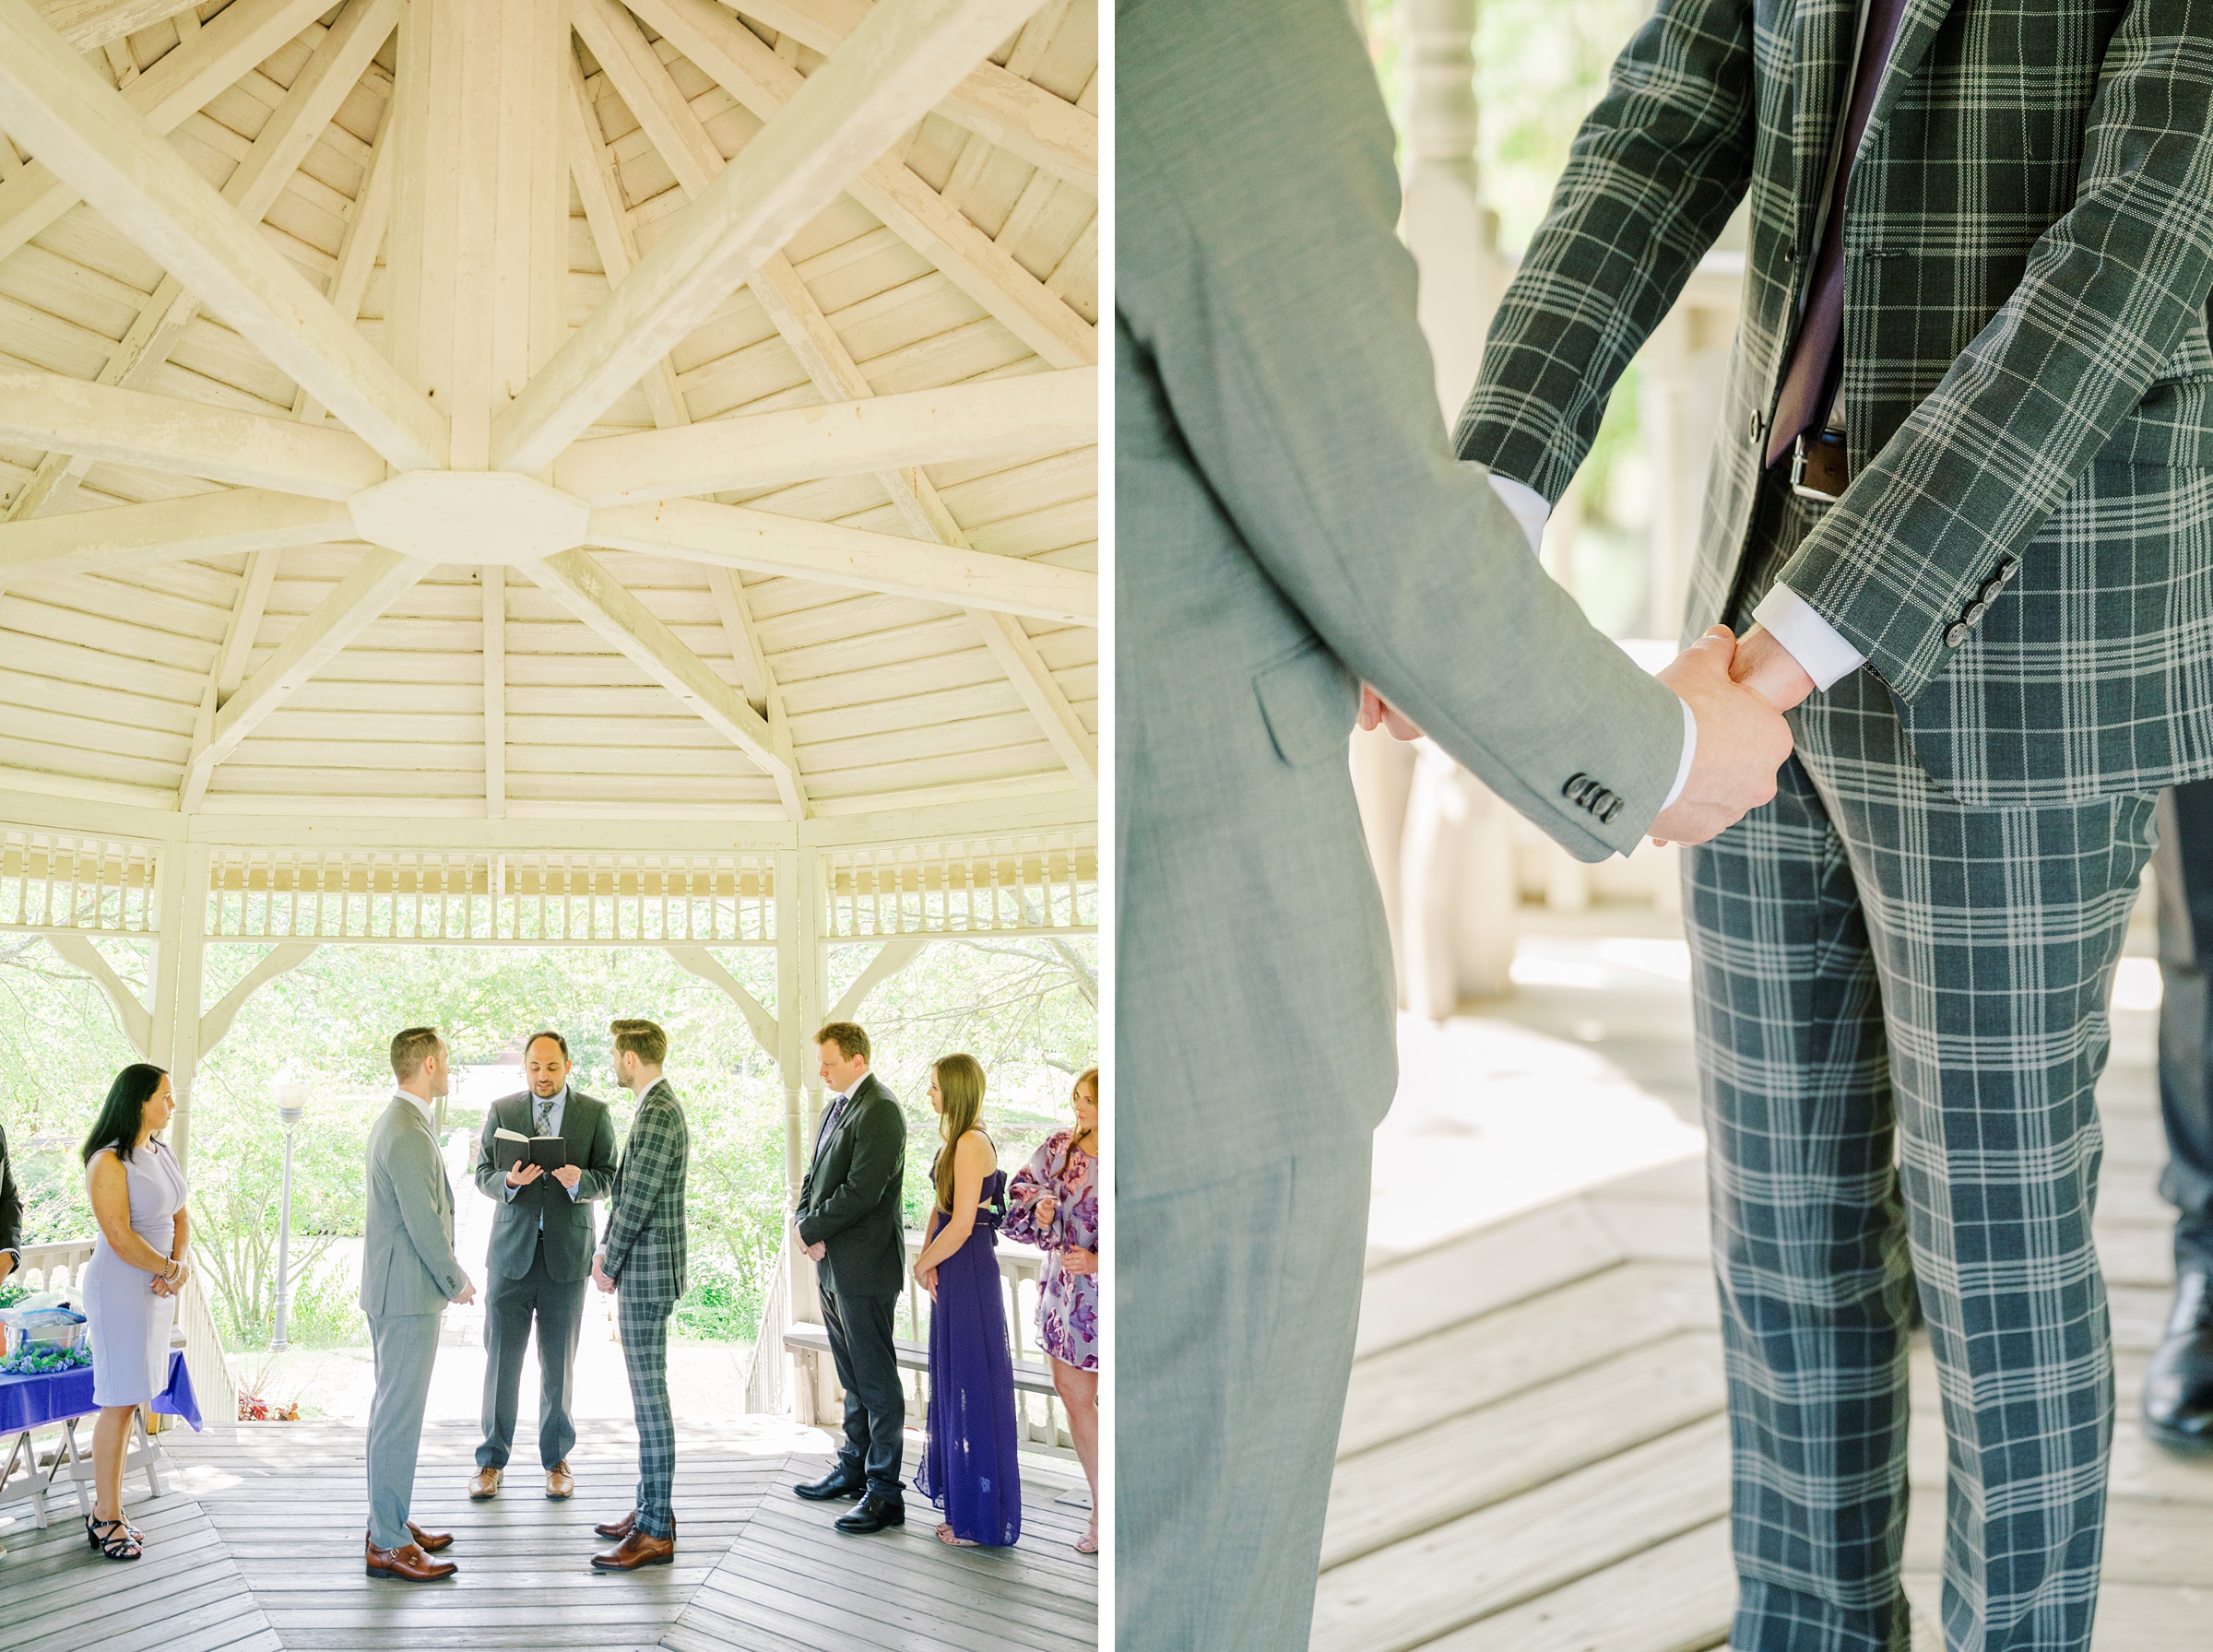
left=626, top=0, right=1096, bottom=368
left=0, top=0, right=337, bottom=265
left=589, top=497, right=1095, bottom=625
left=4, top=0, right=399, bottom=523
left=0, top=490, right=354, bottom=580
left=727, top=0, right=1095, bottom=190
left=0, top=0, right=447, bottom=471
left=550, top=369, right=1098, bottom=503
left=491, top=0, right=1050, bottom=473
left=0, top=367, right=386, bottom=498
left=527, top=547, right=806, bottom=819
left=180, top=549, right=433, bottom=809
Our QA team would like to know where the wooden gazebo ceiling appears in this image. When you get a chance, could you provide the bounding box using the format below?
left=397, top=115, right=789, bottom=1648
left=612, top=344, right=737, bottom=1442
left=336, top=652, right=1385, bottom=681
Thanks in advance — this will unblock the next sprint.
left=0, top=0, right=1097, bottom=824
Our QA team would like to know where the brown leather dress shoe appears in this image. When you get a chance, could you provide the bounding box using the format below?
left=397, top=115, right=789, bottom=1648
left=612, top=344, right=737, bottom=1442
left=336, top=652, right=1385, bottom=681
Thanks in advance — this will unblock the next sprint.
left=589, top=1528, right=675, bottom=1570
left=546, top=1461, right=574, bottom=1500
left=594, top=1509, right=637, bottom=1540
left=468, top=1467, right=502, bottom=1500
left=365, top=1537, right=457, bottom=1581
left=407, top=1521, right=454, bottom=1552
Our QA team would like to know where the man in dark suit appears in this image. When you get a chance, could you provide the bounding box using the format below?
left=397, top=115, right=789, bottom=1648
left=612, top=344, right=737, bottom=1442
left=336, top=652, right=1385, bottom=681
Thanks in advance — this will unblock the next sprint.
left=467, top=1030, right=618, bottom=1502
left=588, top=1018, right=688, bottom=1571
left=790, top=1021, right=907, bottom=1535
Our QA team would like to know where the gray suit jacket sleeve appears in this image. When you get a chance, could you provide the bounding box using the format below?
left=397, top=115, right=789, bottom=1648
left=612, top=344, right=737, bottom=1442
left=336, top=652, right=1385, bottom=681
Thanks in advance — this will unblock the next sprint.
left=1119, top=0, right=1686, bottom=856
left=391, top=1124, right=467, bottom=1301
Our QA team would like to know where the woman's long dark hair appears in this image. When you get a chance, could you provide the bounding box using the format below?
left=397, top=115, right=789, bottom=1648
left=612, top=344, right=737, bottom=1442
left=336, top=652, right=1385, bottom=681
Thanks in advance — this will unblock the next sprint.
left=80, top=1063, right=168, bottom=1166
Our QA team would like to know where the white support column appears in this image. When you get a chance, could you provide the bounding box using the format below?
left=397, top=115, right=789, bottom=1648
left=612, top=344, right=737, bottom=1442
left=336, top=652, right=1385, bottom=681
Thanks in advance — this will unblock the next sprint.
left=147, top=844, right=210, bottom=1172
left=1401, top=0, right=1498, bottom=418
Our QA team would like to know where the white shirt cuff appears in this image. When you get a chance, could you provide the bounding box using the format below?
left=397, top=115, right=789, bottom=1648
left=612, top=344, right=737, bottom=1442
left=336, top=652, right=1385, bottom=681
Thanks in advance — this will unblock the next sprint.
left=1663, top=695, right=1697, bottom=810
left=1753, top=582, right=1865, bottom=691
left=1483, top=471, right=1551, bottom=554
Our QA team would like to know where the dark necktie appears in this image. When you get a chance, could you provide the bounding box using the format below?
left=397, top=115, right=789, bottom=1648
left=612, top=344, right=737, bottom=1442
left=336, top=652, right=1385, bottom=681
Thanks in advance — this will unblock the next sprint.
left=812, top=1093, right=848, bottom=1170
left=1766, top=0, right=1914, bottom=466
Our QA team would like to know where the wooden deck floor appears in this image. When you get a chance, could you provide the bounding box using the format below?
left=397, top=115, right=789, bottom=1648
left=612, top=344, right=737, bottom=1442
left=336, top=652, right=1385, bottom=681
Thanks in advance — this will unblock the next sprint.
left=1316, top=1048, right=2213, bottom=1652
left=0, top=1417, right=1095, bottom=1652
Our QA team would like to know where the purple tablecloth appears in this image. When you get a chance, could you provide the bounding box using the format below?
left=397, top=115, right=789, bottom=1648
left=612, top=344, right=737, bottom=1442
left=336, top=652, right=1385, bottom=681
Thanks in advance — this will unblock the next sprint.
left=0, top=1350, right=200, bottom=1434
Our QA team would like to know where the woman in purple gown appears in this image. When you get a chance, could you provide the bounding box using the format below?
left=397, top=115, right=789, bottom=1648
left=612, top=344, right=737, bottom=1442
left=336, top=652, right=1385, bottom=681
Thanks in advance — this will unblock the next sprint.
left=1005, top=1068, right=1099, bottom=1552
left=911, top=1053, right=1021, bottom=1547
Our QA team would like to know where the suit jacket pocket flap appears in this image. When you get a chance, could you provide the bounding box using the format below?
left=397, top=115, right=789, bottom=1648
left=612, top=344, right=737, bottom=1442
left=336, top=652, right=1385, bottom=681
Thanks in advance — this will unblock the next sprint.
left=1254, top=644, right=1356, bottom=768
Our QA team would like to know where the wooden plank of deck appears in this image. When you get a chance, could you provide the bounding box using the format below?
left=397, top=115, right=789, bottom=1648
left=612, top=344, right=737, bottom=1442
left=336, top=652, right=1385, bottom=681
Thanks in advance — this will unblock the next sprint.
left=0, top=1486, right=279, bottom=1652
left=1323, top=1052, right=2213, bottom=1651
left=662, top=1454, right=1098, bottom=1652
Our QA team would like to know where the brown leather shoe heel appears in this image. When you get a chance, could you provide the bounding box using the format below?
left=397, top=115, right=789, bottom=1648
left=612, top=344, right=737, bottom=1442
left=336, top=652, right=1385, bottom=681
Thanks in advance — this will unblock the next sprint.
left=407, top=1521, right=453, bottom=1552
left=590, top=1529, right=675, bottom=1570
left=594, top=1509, right=637, bottom=1540
left=546, top=1460, right=574, bottom=1500
left=366, top=1537, right=457, bottom=1581
left=468, top=1467, right=502, bottom=1500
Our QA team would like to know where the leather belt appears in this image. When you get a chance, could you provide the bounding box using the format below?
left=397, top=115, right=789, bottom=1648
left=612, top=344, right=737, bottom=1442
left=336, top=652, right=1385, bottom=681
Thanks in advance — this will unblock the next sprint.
left=1788, top=428, right=1850, bottom=502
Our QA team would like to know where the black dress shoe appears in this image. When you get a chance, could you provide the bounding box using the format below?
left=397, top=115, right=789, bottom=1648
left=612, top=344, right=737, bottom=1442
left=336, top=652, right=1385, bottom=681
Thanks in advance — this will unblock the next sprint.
left=794, top=1467, right=868, bottom=1503
left=2145, top=1269, right=2213, bottom=1455
left=834, top=1492, right=905, bottom=1535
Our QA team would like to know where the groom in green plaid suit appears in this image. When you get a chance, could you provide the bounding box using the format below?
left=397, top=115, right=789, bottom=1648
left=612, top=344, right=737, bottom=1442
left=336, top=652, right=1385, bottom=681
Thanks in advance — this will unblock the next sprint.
left=1460, top=1, right=2213, bottom=1647
left=586, top=1018, right=689, bottom=1571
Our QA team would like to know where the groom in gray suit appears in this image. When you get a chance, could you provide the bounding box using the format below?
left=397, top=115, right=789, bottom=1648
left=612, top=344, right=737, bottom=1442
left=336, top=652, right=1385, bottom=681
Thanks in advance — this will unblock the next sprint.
left=467, top=1030, right=617, bottom=1502
left=1119, top=0, right=1795, bottom=1645
left=361, top=1026, right=476, bottom=1583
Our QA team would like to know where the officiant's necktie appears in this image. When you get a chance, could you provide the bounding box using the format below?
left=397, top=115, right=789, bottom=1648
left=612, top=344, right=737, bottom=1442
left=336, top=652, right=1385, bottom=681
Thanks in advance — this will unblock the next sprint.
left=535, top=1097, right=556, bottom=1230
left=1766, top=0, right=1913, bottom=466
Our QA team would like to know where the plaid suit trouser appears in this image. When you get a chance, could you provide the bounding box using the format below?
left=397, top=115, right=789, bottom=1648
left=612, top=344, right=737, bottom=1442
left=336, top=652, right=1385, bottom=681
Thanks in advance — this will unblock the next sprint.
left=1683, top=481, right=2157, bottom=1652
left=618, top=1292, right=675, bottom=1539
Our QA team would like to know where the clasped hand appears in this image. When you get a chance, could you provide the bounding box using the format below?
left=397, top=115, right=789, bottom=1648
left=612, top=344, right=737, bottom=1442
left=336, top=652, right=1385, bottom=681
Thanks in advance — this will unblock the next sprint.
left=1359, top=624, right=1796, bottom=847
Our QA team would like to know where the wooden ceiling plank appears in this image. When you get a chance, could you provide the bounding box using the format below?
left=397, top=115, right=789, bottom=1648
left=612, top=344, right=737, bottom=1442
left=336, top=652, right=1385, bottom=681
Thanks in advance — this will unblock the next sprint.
left=183, top=545, right=432, bottom=807
left=0, top=0, right=447, bottom=470
left=7, top=0, right=397, bottom=522
left=718, top=0, right=1094, bottom=191
left=0, top=365, right=385, bottom=496
left=525, top=545, right=803, bottom=816
left=491, top=0, right=1043, bottom=474
left=551, top=366, right=1095, bottom=502
left=0, top=0, right=337, bottom=266
left=483, top=561, right=506, bottom=819
left=0, top=486, right=353, bottom=579
left=36, top=0, right=205, bottom=52
left=590, top=495, right=1095, bottom=626
left=626, top=0, right=1094, bottom=368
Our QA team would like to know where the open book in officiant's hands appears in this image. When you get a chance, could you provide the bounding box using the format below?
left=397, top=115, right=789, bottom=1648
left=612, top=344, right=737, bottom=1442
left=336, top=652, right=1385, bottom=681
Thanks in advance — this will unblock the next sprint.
left=494, top=1127, right=569, bottom=1174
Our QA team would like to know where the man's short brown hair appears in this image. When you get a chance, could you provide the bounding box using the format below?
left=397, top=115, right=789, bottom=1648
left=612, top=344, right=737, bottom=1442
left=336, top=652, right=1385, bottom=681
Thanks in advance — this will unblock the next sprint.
left=813, top=1021, right=870, bottom=1063
left=609, top=1018, right=668, bottom=1066
left=390, top=1027, right=443, bottom=1082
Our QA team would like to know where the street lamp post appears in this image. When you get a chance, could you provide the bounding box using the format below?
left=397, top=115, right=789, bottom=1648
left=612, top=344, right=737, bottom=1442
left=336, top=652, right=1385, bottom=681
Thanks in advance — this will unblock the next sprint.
left=271, top=1082, right=306, bottom=1352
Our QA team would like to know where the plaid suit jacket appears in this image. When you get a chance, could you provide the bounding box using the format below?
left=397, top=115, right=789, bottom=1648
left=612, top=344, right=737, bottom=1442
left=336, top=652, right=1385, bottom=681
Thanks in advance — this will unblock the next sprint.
left=1458, top=0, right=2213, bottom=803
left=601, top=1079, right=688, bottom=1309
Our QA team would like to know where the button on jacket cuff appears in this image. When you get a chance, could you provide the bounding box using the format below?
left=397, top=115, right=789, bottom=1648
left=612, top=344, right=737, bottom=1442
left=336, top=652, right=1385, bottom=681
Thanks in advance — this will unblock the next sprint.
left=1754, top=581, right=1866, bottom=690
left=1481, top=469, right=1691, bottom=815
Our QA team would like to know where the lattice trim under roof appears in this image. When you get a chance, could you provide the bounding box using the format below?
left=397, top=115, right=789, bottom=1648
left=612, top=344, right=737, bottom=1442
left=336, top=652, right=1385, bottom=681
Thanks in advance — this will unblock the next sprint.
left=821, top=827, right=1095, bottom=936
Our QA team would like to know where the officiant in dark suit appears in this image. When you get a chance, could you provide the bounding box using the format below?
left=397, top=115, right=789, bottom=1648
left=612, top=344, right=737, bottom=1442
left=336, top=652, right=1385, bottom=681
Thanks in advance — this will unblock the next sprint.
left=467, top=1030, right=618, bottom=1501
left=792, top=1021, right=908, bottom=1535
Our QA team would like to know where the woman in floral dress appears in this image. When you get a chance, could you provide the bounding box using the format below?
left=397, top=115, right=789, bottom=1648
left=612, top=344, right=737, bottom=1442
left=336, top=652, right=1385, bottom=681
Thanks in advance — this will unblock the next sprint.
left=1004, top=1068, right=1099, bottom=1553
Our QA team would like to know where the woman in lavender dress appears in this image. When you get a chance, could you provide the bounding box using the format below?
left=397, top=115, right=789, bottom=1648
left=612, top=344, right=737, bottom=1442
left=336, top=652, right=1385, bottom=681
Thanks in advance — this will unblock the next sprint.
left=911, top=1054, right=1021, bottom=1547
left=1005, top=1067, right=1099, bottom=1553
left=80, top=1063, right=192, bottom=1562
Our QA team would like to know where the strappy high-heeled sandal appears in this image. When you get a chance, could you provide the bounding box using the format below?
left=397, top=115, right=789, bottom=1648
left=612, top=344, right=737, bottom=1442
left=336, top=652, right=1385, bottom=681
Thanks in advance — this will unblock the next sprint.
left=934, top=1522, right=980, bottom=1547
left=1074, top=1520, right=1098, bottom=1554
left=85, top=1516, right=141, bottom=1561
